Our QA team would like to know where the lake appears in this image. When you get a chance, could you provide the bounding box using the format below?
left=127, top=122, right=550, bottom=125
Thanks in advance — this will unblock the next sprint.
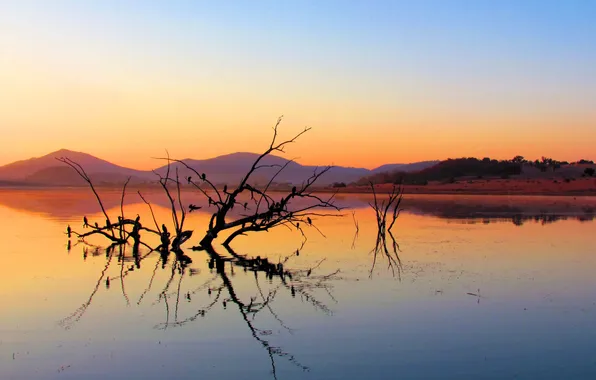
left=1, top=189, right=596, bottom=379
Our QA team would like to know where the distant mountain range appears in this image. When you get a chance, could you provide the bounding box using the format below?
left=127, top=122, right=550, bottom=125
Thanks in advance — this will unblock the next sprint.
left=0, top=149, right=439, bottom=187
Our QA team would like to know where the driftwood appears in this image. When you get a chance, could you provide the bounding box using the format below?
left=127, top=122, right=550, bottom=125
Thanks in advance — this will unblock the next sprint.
left=58, top=117, right=341, bottom=254
left=56, top=118, right=348, bottom=378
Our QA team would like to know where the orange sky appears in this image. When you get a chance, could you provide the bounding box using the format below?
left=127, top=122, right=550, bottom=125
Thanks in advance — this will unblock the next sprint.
left=1, top=2, right=595, bottom=170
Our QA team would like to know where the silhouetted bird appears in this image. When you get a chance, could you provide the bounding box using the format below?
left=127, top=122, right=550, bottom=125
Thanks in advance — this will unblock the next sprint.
left=94, top=222, right=99, bottom=229
left=296, top=222, right=300, bottom=229
left=307, top=217, right=312, bottom=225
left=186, top=292, right=191, bottom=301
left=201, top=173, right=206, bottom=180
left=243, top=202, right=248, bottom=209
left=307, top=269, right=312, bottom=276
left=223, top=185, right=227, bottom=193
left=66, top=225, right=71, bottom=238
left=208, top=288, right=212, bottom=295
left=106, top=219, right=110, bottom=228
left=187, top=176, right=192, bottom=184
left=83, top=216, right=88, bottom=228
left=292, top=186, right=296, bottom=195
left=105, top=277, right=110, bottom=288
left=188, top=204, right=201, bottom=213
left=134, top=214, right=141, bottom=224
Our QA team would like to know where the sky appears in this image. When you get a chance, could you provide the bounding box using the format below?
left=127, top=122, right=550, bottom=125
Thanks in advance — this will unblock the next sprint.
left=1, top=0, right=595, bottom=170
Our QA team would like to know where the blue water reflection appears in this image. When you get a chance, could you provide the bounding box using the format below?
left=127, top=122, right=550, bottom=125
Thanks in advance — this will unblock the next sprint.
left=1, top=192, right=595, bottom=379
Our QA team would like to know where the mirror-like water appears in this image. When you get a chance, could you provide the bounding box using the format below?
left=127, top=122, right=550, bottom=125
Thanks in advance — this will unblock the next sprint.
left=1, top=189, right=595, bottom=379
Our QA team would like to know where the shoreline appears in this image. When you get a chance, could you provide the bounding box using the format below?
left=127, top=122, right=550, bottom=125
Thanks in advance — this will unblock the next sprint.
left=1, top=178, right=595, bottom=197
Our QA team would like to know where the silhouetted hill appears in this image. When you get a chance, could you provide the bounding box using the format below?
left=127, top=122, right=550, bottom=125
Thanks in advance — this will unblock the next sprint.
left=0, top=149, right=153, bottom=185
left=154, top=152, right=371, bottom=186
left=372, top=161, right=440, bottom=174
left=0, top=149, right=443, bottom=187
left=360, top=158, right=522, bottom=185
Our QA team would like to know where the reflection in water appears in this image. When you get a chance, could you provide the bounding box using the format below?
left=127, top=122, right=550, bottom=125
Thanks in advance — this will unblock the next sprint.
left=368, top=185, right=404, bottom=278
left=3, top=193, right=596, bottom=379
left=1, top=189, right=594, bottom=226
left=60, top=237, right=342, bottom=379
left=370, top=230, right=402, bottom=279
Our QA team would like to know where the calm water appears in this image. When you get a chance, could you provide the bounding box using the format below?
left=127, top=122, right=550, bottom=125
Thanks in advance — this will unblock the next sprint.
left=1, top=189, right=596, bottom=379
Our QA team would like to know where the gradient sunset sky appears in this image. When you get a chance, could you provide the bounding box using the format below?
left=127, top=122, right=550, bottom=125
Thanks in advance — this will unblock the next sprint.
left=1, top=0, right=595, bottom=170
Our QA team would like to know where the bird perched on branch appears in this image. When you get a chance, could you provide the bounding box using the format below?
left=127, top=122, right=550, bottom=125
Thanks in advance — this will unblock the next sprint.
left=187, top=176, right=192, bottom=184
left=83, top=216, right=89, bottom=228
left=66, top=225, right=71, bottom=238
left=292, top=186, right=296, bottom=195
left=188, top=204, right=201, bottom=213
left=201, top=173, right=206, bottom=180
left=307, top=217, right=312, bottom=225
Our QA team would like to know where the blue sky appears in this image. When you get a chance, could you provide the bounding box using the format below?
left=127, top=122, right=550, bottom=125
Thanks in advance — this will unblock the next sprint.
left=1, top=0, right=595, bottom=167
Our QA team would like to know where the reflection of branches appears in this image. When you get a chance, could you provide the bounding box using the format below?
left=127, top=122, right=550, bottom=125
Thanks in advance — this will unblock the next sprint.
left=368, top=184, right=404, bottom=279
left=155, top=287, right=224, bottom=329
left=137, top=257, right=161, bottom=305
left=61, top=214, right=341, bottom=379
left=370, top=230, right=402, bottom=279
left=115, top=245, right=130, bottom=306
left=59, top=245, right=115, bottom=329
left=255, top=275, right=294, bottom=334
left=206, top=246, right=310, bottom=379
left=351, top=211, right=359, bottom=249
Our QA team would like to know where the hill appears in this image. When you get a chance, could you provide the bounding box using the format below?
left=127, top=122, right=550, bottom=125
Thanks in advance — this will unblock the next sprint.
left=357, top=157, right=596, bottom=187
left=0, top=149, right=153, bottom=186
left=2, top=150, right=435, bottom=187
left=153, top=152, right=371, bottom=186
left=371, top=161, right=439, bottom=174
left=360, top=158, right=523, bottom=185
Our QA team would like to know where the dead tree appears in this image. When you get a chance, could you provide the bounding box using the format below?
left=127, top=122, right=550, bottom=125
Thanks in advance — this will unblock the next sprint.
left=57, top=157, right=161, bottom=248
left=58, top=117, right=340, bottom=254
left=368, top=182, right=403, bottom=278
left=161, top=116, right=342, bottom=249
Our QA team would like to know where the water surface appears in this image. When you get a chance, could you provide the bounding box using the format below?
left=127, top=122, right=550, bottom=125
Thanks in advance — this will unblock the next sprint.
left=1, top=189, right=595, bottom=379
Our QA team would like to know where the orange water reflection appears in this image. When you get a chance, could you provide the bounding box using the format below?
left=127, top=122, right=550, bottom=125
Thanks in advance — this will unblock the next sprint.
left=1, top=190, right=596, bottom=379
